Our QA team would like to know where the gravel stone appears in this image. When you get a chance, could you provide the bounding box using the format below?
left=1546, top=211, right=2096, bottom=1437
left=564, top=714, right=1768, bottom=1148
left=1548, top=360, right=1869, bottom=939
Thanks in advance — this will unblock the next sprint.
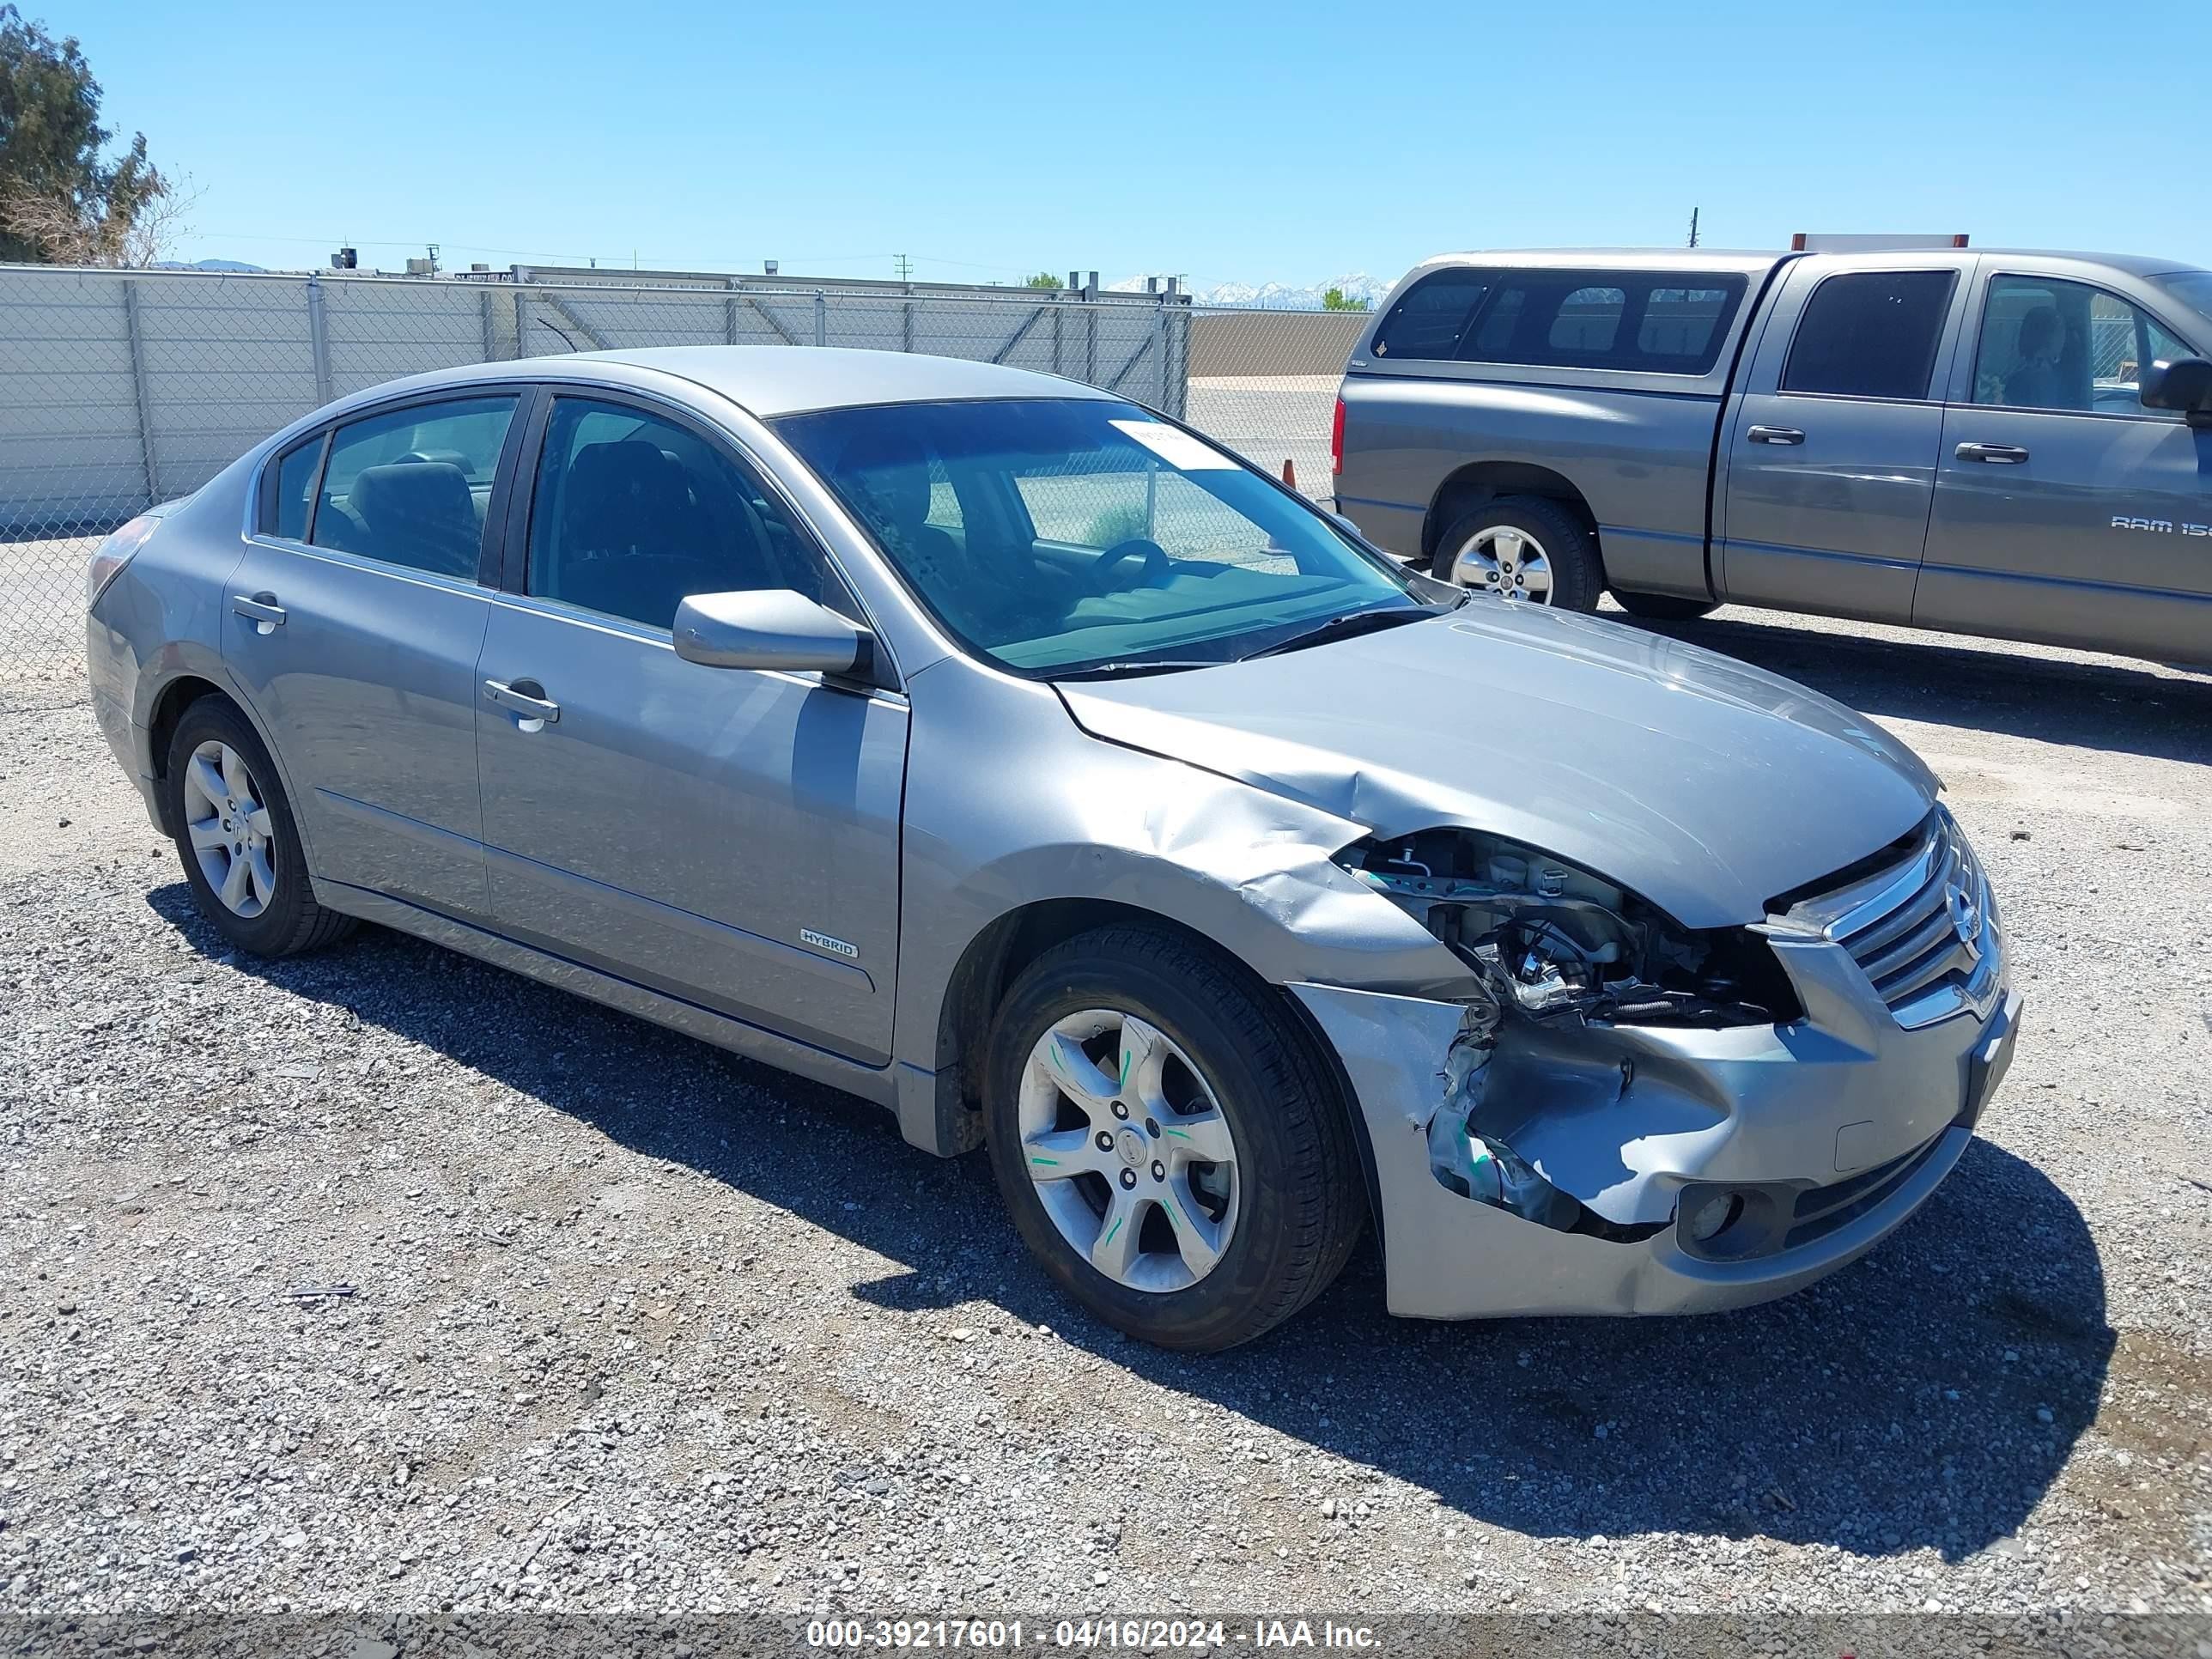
left=3, top=602, right=2209, bottom=1618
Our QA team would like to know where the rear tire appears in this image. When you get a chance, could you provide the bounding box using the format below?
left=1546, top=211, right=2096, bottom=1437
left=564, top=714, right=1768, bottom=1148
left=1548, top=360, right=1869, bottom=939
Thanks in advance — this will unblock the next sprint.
left=163, top=697, right=356, bottom=958
left=1611, top=590, right=1717, bottom=621
left=982, top=925, right=1364, bottom=1352
left=1434, top=495, right=1603, bottom=611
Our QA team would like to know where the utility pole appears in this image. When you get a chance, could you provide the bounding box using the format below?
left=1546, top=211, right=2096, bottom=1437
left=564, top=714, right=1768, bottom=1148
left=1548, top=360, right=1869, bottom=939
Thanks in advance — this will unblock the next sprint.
left=893, top=253, right=914, bottom=281
left=1686, top=207, right=1699, bottom=249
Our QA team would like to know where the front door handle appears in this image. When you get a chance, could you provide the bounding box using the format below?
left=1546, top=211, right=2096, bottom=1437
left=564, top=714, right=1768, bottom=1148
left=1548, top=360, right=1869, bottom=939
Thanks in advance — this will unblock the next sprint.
left=483, top=678, right=560, bottom=726
left=231, top=592, right=287, bottom=634
left=1747, top=425, right=1805, bottom=446
left=1955, top=441, right=2030, bottom=465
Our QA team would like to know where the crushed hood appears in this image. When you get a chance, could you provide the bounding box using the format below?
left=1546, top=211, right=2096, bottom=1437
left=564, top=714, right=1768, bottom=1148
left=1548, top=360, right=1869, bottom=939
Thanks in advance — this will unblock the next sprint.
left=1058, top=605, right=1936, bottom=928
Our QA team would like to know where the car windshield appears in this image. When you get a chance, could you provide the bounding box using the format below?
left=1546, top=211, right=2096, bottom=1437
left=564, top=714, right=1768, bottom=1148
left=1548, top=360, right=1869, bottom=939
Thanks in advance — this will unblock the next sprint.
left=771, top=398, right=1430, bottom=675
left=2153, top=271, right=2212, bottom=339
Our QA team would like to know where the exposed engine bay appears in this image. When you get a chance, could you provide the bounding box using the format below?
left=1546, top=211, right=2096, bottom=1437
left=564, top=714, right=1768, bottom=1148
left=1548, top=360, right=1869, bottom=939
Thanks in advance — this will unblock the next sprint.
left=1334, top=826, right=1803, bottom=1235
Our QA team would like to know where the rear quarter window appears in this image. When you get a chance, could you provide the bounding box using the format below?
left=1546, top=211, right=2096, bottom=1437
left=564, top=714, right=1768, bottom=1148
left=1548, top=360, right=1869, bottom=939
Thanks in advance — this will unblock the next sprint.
left=262, top=435, right=323, bottom=540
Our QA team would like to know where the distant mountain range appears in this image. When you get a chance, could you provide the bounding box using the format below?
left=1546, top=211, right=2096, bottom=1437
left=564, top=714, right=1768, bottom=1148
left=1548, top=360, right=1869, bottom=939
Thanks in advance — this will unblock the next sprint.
left=152, top=258, right=266, bottom=272
left=1108, top=271, right=1396, bottom=309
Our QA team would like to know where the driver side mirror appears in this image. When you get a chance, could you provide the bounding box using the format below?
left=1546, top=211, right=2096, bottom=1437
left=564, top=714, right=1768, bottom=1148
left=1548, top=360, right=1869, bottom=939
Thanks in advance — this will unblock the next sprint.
left=2140, top=356, right=2212, bottom=424
left=673, top=589, right=881, bottom=685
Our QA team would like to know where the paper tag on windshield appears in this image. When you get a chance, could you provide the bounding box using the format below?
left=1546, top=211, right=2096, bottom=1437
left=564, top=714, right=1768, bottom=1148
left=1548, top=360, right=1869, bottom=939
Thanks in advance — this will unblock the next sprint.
left=1110, top=418, right=1237, bottom=470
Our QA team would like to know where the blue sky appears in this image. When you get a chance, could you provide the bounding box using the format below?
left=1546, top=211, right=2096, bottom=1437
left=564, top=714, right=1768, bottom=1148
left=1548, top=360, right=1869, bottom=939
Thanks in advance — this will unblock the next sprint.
left=62, top=0, right=2212, bottom=287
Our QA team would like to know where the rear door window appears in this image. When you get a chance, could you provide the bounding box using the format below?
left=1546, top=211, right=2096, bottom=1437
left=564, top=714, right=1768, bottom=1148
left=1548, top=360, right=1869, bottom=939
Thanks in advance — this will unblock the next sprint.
left=1781, top=270, right=1957, bottom=400
left=309, top=396, right=519, bottom=579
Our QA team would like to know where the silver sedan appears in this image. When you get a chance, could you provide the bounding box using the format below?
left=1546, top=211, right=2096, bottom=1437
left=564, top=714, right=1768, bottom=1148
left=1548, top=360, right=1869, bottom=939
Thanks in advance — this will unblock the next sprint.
left=84, top=347, right=2021, bottom=1350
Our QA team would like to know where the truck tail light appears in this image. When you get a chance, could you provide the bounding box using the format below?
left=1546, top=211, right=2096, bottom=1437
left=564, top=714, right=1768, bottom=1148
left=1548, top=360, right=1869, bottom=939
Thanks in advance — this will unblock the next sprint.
left=1330, top=396, right=1346, bottom=476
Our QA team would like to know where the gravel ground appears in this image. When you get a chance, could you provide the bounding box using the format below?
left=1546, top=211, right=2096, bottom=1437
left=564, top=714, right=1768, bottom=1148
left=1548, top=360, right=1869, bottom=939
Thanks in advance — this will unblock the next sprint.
left=2, top=602, right=2209, bottom=1625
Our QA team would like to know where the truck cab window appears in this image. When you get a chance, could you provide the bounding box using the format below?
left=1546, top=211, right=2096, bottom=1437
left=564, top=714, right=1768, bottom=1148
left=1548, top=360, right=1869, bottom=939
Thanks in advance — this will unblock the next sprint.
left=1781, top=270, right=1956, bottom=400
left=1972, top=274, right=2190, bottom=417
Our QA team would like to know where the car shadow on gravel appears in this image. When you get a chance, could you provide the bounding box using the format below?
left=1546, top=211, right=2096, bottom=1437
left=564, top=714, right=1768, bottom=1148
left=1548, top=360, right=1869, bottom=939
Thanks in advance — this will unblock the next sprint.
left=154, top=884, right=2112, bottom=1566
left=1630, top=612, right=2212, bottom=765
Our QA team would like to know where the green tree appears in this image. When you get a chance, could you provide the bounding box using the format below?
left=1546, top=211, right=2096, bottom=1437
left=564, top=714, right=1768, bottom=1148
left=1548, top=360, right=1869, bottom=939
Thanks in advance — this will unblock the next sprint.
left=1025, top=270, right=1063, bottom=289
left=0, top=4, right=173, bottom=264
left=1321, top=286, right=1370, bottom=313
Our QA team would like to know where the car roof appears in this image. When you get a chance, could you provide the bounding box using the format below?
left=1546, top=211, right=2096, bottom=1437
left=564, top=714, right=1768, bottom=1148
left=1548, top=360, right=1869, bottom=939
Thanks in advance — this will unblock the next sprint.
left=577, top=345, right=1114, bottom=416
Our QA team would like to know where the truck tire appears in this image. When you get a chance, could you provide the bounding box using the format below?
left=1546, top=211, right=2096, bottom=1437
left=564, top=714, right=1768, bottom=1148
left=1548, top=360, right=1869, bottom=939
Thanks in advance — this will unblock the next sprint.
left=1435, top=496, right=1603, bottom=612
left=163, top=696, right=356, bottom=958
left=982, top=925, right=1365, bottom=1352
left=1612, top=590, right=1718, bottom=622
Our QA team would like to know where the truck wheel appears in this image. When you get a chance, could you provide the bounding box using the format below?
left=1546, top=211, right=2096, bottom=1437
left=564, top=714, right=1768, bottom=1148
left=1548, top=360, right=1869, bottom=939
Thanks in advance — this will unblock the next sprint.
left=1612, top=590, right=1718, bottom=621
left=1435, top=496, right=1602, bottom=611
left=163, top=696, right=356, bottom=958
left=982, top=925, right=1364, bottom=1352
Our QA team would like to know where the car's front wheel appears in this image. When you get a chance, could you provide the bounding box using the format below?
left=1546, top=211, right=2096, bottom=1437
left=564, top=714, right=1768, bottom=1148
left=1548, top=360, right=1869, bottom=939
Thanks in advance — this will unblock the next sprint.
left=163, top=696, right=356, bottom=957
left=983, top=926, right=1364, bottom=1352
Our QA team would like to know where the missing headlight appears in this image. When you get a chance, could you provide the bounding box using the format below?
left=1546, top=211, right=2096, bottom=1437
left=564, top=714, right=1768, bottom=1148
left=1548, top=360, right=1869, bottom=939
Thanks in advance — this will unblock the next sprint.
left=1336, top=827, right=1801, bottom=1028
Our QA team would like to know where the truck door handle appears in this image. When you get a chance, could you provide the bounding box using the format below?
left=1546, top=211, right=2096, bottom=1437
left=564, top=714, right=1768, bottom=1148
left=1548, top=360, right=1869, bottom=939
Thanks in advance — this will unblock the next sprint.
left=1955, top=441, right=2030, bottom=465
left=1747, top=425, right=1805, bottom=446
left=483, top=678, right=560, bottom=726
left=231, top=592, right=287, bottom=633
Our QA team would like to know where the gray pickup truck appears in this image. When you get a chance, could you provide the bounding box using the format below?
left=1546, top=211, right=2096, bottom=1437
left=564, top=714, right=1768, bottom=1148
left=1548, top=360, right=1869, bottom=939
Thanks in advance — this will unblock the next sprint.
left=1331, top=247, right=2212, bottom=663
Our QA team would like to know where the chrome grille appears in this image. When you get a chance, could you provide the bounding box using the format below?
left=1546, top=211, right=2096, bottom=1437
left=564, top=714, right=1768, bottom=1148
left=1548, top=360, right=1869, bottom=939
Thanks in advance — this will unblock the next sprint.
left=1780, top=810, right=2002, bottom=1029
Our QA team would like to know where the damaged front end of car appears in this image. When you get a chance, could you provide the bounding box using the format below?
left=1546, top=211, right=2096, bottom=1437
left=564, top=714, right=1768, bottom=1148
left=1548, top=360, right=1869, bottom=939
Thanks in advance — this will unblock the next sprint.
left=1290, top=817, right=2008, bottom=1320
left=1336, top=826, right=1801, bottom=1238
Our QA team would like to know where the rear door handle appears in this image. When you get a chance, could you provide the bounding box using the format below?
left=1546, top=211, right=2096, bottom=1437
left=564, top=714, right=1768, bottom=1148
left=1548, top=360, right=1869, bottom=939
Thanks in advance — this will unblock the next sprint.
left=1955, top=441, right=2030, bottom=465
left=1747, top=425, right=1805, bottom=446
left=231, top=592, right=287, bottom=633
left=483, top=678, right=560, bottom=726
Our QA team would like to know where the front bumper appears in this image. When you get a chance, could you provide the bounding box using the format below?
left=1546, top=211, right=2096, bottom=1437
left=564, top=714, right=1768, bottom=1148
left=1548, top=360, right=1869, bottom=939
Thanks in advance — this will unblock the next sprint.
left=1291, top=940, right=2021, bottom=1321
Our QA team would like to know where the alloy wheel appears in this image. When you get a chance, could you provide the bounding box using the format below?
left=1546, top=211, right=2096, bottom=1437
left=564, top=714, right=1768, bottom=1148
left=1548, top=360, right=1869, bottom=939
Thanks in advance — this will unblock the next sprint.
left=1018, top=1008, right=1241, bottom=1293
left=179, top=739, right=277, bottom=918
left=1448, top=525, right=1555, bottom=603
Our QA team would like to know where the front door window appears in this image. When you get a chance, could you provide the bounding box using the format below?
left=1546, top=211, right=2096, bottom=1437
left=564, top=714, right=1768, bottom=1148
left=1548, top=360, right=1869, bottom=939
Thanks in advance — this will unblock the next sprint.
left=1971, top=275, right=2190, bottom=417
left=526, top=397, right=855, bottom=629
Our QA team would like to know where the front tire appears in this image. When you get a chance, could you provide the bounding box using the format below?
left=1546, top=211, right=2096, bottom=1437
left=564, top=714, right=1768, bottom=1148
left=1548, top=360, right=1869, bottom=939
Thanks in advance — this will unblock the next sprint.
left=982, top=925, right=1364, bottom=1352
left=1435, top=495, right=1602, bottom=611
left=163, top=696, right=356, bottom=957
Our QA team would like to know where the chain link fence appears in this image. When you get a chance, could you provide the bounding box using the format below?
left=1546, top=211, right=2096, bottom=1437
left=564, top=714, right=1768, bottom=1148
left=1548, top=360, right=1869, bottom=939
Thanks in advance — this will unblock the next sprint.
left=1185, top=306, right=1369, bottom=501
left=0, top=265, right=1212, bottom=707
left=2, top=267, right=1370, bottom=708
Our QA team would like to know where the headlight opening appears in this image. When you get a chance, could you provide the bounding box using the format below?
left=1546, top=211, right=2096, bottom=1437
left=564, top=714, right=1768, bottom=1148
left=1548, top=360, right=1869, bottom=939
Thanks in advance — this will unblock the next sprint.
left=1336, top=827, right=1802, bottom=1029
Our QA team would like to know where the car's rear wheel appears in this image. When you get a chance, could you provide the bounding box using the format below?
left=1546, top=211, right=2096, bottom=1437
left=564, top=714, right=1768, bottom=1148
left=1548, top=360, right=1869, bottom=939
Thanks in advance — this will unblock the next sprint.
left=982, top=925, right=1364, bottom=1352
left=163, top=697, right=355, bottom=957
left=1612, top=590, right=1718, bottom=621
left=1435, top=495, right=1603, bottom=611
